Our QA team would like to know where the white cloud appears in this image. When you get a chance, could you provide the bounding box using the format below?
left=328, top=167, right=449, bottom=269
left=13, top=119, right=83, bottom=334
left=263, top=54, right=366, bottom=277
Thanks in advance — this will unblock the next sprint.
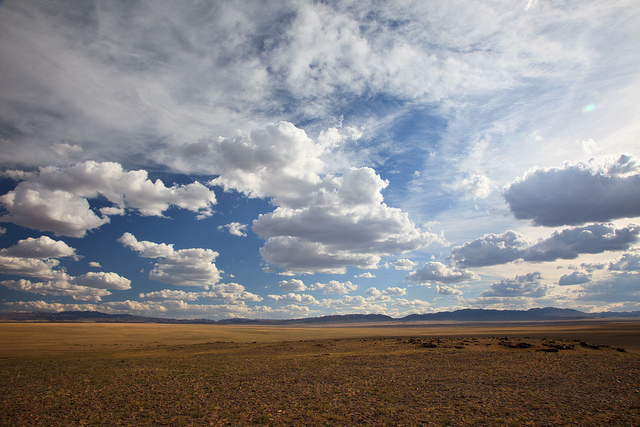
left=576, top=271, right=640, bottom=303
left=558, top=271, right=591, bottom=286
left=139, top=283, right=262, bottom=303
left=267, top=293, right=319, bottom=305
left=365, top=286, right=407, bottom=299
left=449, top=223, right=640, bottom=267
left=608, top=253, right=640, bottom=272
left=194, top=122, right=326, bottom=207
left=309, top=280, right=357, bottom=295
left=218, top=222, right=248, bottom=237
left=88, top=261, right=102, bottom=268
left=434, top=285, right=463, bottom=296
left=0, top=256, right=64, bottom=281
left=278, top=279, right=307, bottom=292
left=254, top=167, right=439, bottom=274
left=444, top=174, right=493, bottom=199
left=504, top=155, right=640, bottom=226
left=390, top=258, right=418, bottom=271
left=357, top=272, right=375, bottom=278
left=319, top=295, right=387, bottom=314
left=406, top=261, right=479, bottom=284
left=118, top=232, right=221, bottom=287
left=581, top=139, right=598, bottom=155
left=0, top=186, right=109, bottom=238
left=0, top=279, right=111, bottom=302
left=71, top=272, right=131, bottom=290
left=0, top=235, right=77, bottom=259
left=251, top=304, right=313, bottom=320
left=139, top=290, right=200, bottom=301
left=0, top=235, right=130, bottom=300
left=0, top=161, right=217, bottom=237
left=201, top=283, right=263, bottom=303
left=479, top=272, right=549, bottom=298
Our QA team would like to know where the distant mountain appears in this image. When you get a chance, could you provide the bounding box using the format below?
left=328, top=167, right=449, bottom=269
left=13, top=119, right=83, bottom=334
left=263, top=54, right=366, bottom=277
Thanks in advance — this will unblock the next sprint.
left=1, top=307, right=638, bottom=324
left=400, top=307, right=597, bottom=322
left=0, top=310, right=209, bottom=324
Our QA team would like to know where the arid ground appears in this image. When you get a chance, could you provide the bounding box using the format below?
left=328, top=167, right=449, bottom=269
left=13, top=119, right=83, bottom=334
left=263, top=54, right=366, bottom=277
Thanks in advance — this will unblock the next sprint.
left=1, top=320, right=639, bottom=426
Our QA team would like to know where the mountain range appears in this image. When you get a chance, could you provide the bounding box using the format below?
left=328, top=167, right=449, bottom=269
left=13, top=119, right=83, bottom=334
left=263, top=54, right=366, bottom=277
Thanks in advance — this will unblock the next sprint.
left=1, top=307, right=639, bottom=324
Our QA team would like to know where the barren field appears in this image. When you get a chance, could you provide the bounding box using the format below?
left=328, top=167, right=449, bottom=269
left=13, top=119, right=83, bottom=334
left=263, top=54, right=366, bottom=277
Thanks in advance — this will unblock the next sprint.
left=1, top=321, right=639, bottom=426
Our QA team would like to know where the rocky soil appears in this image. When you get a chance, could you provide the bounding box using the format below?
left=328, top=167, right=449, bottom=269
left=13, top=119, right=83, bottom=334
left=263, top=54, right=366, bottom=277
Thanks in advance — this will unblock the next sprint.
left=1, top=336, right=639, bottom=426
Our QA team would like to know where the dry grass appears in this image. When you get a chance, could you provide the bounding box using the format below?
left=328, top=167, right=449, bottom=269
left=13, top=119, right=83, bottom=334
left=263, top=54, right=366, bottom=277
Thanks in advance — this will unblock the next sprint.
left=2, top=319, right=639, bottom=356
left=1, top=321, right=639, bottom=426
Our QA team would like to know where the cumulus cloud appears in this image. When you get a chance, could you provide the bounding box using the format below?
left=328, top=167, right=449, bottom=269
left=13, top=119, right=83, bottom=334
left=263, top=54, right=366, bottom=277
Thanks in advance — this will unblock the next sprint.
left=139, top=283, right=262, bottom=303
left=309, top=280, right=357, bottom=294
left=203, top=122, right=326, bottom=207
left=0, top=186, right=109, bottom=238
left=525, top=223, right=640, bottom=262
left=576, top=271, right=640, bottom=303
left=0, top=235, right=77, bottom=259
left=504, top=155, right=640, bottom=226
left=450, top=223, right=640, bottom=267
left=608, top=253, right=640, bottom=272
left=254, top=167, right=439, bottom=274
left=139, top=290, right=200, bottom=301
left=218, top=222, right=248, bottom=237
left=558, top=271, right=591, bottom=286
left=71, top=272, right=131, bottom=290
left=278, top=279, right=307, bottom=292
left=390, top=259, right=418, bottom=271
left=0, top=161, right=216, bottom=237
left=168, top=121, right=438, bottom=276
left=0, top=236, right=74, bottom=281
left=0, top=236, right=130, bottom=301
left=1, top=300, right=257, bottom=320
left=357, top=272, right=376, bottom=278
left=0, top=254, right=63, bottom=281
left=434, top=285, right=463, bottom=296
left=268, top=293, right=319, bottom=305
left=406, top=261, right=479, bottom=284
left=118, top=232, right=221, bottom=287
left=448, top=231, right=529, bottom=267
left=319, top=295, right=387, bottom=314
left=0, top=279, right=112, bottom=302
left=479, top=272, right=549, bottom=298
left=365, top=286, right=407, bottom=299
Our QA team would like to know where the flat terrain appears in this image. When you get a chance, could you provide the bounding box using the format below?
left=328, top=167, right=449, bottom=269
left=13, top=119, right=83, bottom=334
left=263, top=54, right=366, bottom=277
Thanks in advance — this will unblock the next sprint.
left=1, top=321, right=639, bottom=425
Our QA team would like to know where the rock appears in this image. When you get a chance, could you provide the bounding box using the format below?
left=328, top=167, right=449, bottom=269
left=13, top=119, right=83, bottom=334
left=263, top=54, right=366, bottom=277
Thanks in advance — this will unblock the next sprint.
left=509, top=342, right=532, bottom=349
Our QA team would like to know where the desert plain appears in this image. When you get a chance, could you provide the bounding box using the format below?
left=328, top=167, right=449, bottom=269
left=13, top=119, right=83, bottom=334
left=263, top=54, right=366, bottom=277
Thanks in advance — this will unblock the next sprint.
left=1, top=319, right=639, bottom=426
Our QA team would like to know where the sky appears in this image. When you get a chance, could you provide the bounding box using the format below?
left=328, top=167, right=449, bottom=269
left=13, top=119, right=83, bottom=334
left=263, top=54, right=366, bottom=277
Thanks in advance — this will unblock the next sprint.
left=0, top=0, right=639, bottom=319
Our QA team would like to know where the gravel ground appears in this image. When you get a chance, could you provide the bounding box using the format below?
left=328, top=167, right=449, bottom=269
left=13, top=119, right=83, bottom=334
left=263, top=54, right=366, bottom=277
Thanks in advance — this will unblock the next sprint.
left=1, top=336, right=639, bottom=426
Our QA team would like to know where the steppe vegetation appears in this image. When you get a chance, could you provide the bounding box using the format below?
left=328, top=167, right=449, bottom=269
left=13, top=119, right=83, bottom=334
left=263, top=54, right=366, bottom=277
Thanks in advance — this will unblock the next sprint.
left=1, top=322, right=639, bottom=426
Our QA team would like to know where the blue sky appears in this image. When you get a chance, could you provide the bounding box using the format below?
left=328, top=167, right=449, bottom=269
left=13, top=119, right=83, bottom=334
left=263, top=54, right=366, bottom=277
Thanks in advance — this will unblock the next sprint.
left=1, top=0, right=639, bottom=319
